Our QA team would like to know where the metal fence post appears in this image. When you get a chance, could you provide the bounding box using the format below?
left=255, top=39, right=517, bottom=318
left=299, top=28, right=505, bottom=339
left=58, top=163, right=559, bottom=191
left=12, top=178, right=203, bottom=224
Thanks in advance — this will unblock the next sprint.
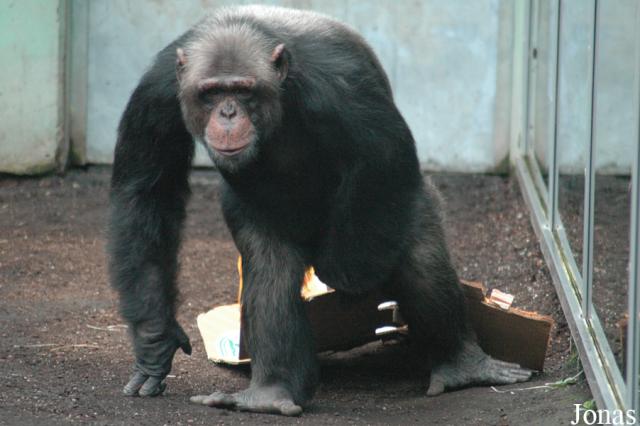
left=582, top=0, right=599, bottom=320
left=548, top=0, right=561, bottom=230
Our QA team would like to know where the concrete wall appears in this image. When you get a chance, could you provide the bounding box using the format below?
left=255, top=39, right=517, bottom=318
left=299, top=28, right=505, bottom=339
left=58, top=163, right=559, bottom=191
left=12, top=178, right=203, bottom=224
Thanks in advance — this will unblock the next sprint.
left=0, top=0, right=67, bottom=174
left=85, top=0, right=513, bottom=172
left=1, top=0, right=634, bottom=175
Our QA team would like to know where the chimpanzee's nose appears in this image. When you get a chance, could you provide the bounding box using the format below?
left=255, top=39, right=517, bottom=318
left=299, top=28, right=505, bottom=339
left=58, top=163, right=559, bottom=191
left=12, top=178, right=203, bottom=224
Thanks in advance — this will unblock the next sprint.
left=220, top=101, right=236, bottom=119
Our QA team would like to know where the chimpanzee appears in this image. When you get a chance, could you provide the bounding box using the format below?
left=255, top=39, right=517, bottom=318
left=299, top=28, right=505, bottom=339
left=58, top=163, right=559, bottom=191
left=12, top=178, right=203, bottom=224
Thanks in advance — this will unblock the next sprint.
left=108, top=5, right=531, bottom=416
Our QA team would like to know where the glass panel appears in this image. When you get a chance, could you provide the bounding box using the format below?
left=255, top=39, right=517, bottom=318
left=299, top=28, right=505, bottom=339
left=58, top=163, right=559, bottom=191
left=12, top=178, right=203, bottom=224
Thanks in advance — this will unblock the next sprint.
left=591, top=0, right=635, bottom=373
left=628, top=1, right=640, bottom=408
left=556, top=0, right=594, bottom=270
left=527, top=0, right=556, bottom=193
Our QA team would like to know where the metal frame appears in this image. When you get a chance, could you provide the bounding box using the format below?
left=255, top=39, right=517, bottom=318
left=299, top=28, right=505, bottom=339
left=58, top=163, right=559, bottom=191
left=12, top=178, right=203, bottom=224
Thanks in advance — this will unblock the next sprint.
left=511, top=0, right=639, bottom=412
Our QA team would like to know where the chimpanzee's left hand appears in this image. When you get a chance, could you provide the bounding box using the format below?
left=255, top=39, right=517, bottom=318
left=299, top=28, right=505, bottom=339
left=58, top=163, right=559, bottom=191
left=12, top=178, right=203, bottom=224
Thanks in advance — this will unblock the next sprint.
left=122, top=320, right=192, bottom=397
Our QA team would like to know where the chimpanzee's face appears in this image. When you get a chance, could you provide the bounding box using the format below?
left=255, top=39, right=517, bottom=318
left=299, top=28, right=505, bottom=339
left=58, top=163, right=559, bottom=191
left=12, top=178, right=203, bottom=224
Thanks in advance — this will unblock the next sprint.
left=176, top=38, right=288, bottom=173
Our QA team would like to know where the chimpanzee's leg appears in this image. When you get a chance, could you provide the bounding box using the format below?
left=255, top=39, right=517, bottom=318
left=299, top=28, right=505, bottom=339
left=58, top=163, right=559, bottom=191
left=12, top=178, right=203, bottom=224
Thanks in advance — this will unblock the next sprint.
left=108, top=40, right=194, bottom=397
left=389, top=189, right=532, bottom=396
left=191, top=220, right=318, bottom=416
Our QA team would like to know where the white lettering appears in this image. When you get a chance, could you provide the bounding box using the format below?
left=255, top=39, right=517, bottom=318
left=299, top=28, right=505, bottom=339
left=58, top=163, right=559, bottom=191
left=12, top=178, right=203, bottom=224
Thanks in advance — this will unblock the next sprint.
left=571, top=404, right=581, bottom=425
left=584, top=409, right=597, bottom=425
left=598, top=408, right=611, bottom=424
left=611, top=410, right=623, bottom=425
left=571, top=405, right=638, bottom=425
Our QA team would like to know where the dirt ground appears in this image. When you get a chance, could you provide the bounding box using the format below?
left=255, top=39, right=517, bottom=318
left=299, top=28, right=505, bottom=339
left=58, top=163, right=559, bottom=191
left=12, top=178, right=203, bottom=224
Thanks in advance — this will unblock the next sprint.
left=0, top=168, right=593, bottom=425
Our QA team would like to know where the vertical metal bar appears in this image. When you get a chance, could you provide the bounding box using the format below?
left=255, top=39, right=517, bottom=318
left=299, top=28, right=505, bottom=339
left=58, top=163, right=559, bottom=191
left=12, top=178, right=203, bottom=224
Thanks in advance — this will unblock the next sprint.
left=522, top=0, right=534, bottom=155
left=525, top=0, right=540, bottom=159
left=511, top=0, right=533, bottom=164
left=548, top=0, right=561, bottom=230
left=626, top=0, right=640, bottom=412
left=582, top=0, right=599, bottom=320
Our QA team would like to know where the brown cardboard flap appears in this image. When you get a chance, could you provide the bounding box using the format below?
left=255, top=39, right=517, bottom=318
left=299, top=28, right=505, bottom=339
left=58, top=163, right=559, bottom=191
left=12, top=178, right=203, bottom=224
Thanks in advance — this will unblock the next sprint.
left=306, top=291, right=394, bottom=352
left=461, top=280, right=553, bottom=371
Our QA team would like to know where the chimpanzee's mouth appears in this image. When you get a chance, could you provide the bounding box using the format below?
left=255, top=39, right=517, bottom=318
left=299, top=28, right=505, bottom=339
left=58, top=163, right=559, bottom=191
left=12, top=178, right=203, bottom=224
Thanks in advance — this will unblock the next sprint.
left=214, top=145, right=248, bottom=157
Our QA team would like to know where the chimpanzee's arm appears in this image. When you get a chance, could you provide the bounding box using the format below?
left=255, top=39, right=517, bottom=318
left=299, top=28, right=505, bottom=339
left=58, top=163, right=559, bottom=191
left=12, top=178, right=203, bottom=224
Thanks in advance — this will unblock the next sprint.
left=108, top=39, right=194, bottom=397
left=313, top=99, right=423, bottom=294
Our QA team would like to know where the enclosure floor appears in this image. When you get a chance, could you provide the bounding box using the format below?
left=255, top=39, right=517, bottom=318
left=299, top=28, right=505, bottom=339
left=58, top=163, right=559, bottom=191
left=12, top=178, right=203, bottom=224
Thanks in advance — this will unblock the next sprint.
left=0, top=168, right=591, bottom=425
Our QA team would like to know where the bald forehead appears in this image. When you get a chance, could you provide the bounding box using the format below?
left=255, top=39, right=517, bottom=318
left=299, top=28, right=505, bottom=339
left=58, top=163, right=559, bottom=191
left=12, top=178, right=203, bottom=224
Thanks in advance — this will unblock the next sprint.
left=183, top=25, right=274, bottom=81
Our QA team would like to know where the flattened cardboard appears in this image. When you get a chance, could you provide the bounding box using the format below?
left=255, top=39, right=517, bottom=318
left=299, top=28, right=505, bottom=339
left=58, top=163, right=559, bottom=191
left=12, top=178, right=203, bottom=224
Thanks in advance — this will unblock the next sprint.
left=197, top=276, right=553, bottom=371
left=462, top=280, right=554, bottom=371
left=197, top=304, right=247, bottom=364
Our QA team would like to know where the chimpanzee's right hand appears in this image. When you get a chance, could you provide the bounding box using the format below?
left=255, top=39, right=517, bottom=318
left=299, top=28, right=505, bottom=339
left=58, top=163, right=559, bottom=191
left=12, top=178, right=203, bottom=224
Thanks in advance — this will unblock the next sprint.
left=123, top=320, right=192, bottom=397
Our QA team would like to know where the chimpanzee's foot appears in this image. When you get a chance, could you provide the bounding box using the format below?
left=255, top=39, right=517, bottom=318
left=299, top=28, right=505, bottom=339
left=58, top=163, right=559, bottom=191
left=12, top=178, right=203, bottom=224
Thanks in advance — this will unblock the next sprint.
left=427, top=340, right=533, bottom=396
left=190, top=385, right=303, bottom=416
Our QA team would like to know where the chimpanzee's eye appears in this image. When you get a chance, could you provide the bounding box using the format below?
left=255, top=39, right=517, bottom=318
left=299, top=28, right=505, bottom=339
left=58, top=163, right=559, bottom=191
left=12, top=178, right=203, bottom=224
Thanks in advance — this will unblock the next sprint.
left=198, top=89, right=224, bottom=109
left=235, top=88, right=253, bottom=101
left=198, top=90, right=214, bottom=105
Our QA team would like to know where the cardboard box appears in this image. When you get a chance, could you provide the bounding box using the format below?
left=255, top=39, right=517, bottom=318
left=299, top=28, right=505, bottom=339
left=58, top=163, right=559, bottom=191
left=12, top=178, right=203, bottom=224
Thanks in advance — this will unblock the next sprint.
left=197, top=267, right=553, bottom=371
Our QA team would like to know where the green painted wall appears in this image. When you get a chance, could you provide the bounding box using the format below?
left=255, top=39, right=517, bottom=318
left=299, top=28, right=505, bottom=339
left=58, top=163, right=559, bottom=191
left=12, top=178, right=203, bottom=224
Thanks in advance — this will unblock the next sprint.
left=0, top=0, right=66, bottom=174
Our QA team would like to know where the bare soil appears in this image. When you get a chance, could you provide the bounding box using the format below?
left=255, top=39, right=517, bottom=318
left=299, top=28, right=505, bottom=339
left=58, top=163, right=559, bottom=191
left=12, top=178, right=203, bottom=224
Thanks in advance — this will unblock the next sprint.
left=0, top=168, right=592, bottom=425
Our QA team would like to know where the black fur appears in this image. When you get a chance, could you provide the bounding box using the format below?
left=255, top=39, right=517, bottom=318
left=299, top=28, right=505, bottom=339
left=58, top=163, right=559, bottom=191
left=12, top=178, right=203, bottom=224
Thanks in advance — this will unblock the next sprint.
left=109, top=34, right=194, bottom=379
left=109, top=5, right=468, bottom=407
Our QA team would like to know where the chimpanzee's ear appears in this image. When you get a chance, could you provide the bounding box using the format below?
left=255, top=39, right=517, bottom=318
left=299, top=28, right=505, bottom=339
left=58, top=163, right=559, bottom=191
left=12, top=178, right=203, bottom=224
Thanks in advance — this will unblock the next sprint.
left=176, top=48, right=187, bottom=80
left=271, top=44, right=289, bottom=82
